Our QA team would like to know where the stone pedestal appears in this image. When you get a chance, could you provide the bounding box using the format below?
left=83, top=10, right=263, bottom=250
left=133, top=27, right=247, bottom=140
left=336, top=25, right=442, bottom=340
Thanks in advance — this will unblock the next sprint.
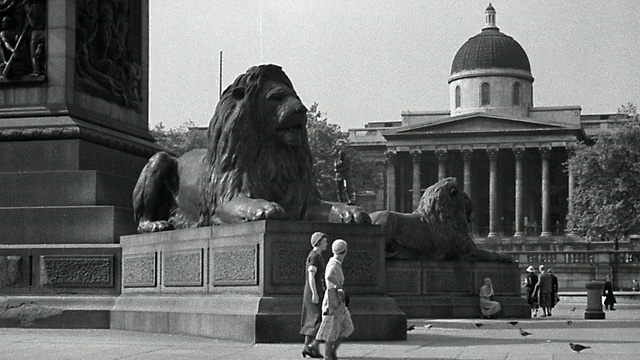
left=386, top=260, right=530, bottom=318
left=0, top=0, right=159, bottom=327
left=111, top=221, right=407, bottom=343
left=584, top=281, right=605, bottom=319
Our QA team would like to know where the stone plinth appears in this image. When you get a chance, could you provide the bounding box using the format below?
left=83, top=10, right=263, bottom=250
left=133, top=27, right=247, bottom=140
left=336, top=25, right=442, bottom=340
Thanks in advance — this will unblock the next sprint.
left=584, top=281, right=605, bottom=319
left=386, top=260, right=530, bottom=318
left=111, top=220, right=407, bottom=343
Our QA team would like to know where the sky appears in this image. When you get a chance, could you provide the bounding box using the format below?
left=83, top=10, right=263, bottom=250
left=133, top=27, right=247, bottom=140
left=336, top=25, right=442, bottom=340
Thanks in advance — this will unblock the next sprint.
left=148, top=0, right=640, bottom=131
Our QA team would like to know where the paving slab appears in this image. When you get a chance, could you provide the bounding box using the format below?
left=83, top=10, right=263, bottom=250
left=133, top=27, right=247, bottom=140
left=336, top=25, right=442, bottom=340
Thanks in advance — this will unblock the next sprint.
left=0, top=303, right=639, bottom=359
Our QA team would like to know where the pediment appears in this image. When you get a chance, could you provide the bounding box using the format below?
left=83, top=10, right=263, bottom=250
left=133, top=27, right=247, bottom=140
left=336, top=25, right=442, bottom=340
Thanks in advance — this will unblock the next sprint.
left=392, top=114, right=567, bottom=135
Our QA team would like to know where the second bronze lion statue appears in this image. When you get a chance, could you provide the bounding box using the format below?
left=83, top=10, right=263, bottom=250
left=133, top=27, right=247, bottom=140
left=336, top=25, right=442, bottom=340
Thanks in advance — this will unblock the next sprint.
left=371, top=177, right=512, bottom=262
left=134, top=64, right=370, bottom=232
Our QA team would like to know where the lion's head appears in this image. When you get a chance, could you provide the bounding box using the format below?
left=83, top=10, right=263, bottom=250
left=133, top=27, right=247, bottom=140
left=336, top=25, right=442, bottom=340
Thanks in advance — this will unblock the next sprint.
left=415, top=177, right=471, bottom=234
left=198, top=64, right=321, bottom=225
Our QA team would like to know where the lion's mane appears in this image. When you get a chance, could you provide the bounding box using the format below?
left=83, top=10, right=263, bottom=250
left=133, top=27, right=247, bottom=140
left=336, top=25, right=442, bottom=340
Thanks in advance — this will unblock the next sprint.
left=198, top=65, right=321, bottom=226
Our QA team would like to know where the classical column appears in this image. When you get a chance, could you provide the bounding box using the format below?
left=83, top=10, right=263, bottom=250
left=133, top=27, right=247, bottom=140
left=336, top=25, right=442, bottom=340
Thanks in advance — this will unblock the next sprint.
left=487, top=148, right=499, bottom=237
left=437, top=150, right=447, bottom=180
left=514, top=147, right=525, bottom=237
left=385, top=151, right=397, bottom=211
left=567, top=149, right=577, bottom=236
left=462, top=149, right=473, bottom=196
left=540, top=147, right=552, bottom=237
left=411, top=150, right=422, bottom=209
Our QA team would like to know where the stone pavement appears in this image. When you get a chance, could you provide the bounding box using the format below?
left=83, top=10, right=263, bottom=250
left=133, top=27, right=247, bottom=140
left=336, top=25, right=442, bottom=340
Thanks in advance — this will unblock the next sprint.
left=1, top=303, right=640, bottom=360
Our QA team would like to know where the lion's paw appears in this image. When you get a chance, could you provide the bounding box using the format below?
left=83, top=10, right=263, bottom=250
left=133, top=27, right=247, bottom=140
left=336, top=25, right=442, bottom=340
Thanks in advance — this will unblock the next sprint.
left=138, top=220, right=174, bottom=233
left=329, top=203, right=371, bottom=224
left=246, top=200, right=287, bottom=221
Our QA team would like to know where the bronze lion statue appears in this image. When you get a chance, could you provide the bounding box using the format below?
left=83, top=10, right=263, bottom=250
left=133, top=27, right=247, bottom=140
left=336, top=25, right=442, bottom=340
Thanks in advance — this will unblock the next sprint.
left=134, top=64, right=370, bottom=232
left=370, top=177, right=511, bottom=262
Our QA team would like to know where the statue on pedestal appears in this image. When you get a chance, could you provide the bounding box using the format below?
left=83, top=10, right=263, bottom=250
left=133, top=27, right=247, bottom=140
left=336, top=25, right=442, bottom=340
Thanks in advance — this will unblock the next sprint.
left=133, top=64, right=370, bottom=232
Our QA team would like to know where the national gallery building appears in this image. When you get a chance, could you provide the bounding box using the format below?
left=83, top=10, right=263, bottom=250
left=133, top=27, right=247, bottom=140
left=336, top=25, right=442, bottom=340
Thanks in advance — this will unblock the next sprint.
left=348, top=5, right=620, bottom=239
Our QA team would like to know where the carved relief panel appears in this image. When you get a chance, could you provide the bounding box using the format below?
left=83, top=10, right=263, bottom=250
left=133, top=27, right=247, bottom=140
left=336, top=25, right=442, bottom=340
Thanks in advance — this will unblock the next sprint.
left=76, top=0, right=142, bottom=108
left=0, top=0, right=46, bottom=83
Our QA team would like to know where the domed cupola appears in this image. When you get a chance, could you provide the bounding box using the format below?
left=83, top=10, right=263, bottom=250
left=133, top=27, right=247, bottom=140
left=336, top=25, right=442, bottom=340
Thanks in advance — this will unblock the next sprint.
left=448, top=4, right=534, bottom=118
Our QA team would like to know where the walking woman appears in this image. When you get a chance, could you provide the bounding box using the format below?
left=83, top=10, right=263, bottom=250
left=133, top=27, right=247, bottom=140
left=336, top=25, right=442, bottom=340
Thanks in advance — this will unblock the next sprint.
left=316, top=239, right=354, bottom=360
left=300, top=232, right=328, bottom=358
left=524, top=265, right=539, bottom=317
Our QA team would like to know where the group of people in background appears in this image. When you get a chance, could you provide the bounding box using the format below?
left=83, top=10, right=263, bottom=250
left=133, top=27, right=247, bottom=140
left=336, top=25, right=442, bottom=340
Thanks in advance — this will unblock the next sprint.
left=524, top=265, right=559, bottom=317
left=300, top=232, right=354, bottom=360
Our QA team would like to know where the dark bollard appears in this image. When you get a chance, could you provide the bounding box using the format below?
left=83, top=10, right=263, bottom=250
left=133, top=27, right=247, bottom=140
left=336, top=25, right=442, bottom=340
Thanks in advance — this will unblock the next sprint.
left=584, top=281, right=605, bottom=319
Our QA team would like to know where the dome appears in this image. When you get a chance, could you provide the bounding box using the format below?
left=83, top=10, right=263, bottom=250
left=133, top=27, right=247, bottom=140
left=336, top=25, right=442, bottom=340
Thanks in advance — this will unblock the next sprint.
left=450, top=4, right=531, bottom=75
left=451, top=30, right=531, bottom=74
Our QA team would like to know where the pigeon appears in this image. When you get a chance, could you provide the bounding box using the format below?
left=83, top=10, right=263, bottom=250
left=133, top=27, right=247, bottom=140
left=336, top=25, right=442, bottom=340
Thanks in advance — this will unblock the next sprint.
left=407, top=325, right=415, bottom=331
left=519, top=328, right=532, bottom=337
left=475, top=323, right=483, bottom=328
left=567, top=320, right=573, bottom=325
left=424, top=324, right=433, bottom=329
left=570, top=307, right=577, bottom=312
left=507, top=321, right=518, bottom=326
left=569, top=343, right=590, bottom=353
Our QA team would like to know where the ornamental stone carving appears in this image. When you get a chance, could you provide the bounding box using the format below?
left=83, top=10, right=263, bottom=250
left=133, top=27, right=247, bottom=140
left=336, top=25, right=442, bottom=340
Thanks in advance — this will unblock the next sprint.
left=0, top=0, right=46, bottom=82
left=211, top=246, right=257, bottom=286
left=76, top=0, right=142, bottom=107
left=162, top=250, right=203, bottom=287
left=40, top=255, right=113, bottom=287
left=122, top=253, right=156, bottom=287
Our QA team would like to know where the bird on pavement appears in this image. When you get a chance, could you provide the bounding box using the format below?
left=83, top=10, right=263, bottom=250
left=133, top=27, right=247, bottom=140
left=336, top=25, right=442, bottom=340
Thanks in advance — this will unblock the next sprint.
left=569, top=343, right=591, bottom=353
left=407, top=325, right=415, bottom=331
left=475, top=323, right=483, bottom=328
left=424, top=324, right=433, bottom=329
left=567, top=320, right=573, bottom=325
left=519, top=328, right=532, bottom=337
left=570, top=307, right=577, bottom=311
left=507, top=321, right=518, bottom=326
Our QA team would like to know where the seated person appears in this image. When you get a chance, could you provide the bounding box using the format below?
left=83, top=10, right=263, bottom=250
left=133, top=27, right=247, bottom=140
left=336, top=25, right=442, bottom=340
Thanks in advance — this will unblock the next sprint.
left=479, top=277, right=501, bottom=319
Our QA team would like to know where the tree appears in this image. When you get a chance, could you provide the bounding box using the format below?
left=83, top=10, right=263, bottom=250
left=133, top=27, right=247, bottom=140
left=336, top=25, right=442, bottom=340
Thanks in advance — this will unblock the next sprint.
left=149, top=120, right=208, bottom=157
left=567, top=102, right=640, bottom=244
left=305, top=103, right=384, bottom=201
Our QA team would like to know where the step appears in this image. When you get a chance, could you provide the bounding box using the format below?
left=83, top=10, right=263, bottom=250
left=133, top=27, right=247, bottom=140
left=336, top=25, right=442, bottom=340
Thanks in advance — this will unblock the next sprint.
left=0, top=206, right=135, bottom=244
left=0, top=171, right=135, bottom=208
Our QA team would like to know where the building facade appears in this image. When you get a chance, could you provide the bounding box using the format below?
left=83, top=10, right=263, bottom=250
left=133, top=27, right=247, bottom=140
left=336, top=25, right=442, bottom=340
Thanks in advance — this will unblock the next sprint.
left=349, top=4, right=619, bottom=238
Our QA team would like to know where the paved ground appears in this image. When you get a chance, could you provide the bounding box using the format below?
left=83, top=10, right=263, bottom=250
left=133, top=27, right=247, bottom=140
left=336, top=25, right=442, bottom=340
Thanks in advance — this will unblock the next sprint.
left=2, top=304, right=640, bottom=360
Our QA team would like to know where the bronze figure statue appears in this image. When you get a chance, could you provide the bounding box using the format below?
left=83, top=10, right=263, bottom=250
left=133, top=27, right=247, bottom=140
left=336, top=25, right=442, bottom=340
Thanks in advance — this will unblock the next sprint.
left=334, top=150, right=354, bottom=205
left=133, top=64, right=371, bottom=232
left=370, top=177, right=512, bottom=262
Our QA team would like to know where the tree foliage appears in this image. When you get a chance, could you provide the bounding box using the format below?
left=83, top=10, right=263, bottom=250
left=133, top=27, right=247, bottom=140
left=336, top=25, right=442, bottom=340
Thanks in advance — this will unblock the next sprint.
left=149, top=120, right=208, bottom=157
left=567, top=102, right=640, bottom=241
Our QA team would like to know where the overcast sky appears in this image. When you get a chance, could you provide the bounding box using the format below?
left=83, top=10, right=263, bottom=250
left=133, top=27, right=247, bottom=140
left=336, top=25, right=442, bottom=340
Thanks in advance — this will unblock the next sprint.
left=148, top=0, right=640, bottom=131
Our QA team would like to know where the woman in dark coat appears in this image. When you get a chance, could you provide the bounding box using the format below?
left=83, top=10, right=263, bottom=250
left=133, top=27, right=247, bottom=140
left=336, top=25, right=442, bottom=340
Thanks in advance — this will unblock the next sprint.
left=300, top=232, right=328, bottom=358
left=603, top=275, right=616, bottom=311
left=524, top=265, right=539, bottom=317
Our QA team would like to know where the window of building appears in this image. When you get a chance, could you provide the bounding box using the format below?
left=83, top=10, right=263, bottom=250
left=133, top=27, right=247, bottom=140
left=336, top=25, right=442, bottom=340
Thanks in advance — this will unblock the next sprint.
left=455, top=86, right=461, bottom=108
left=512, top=82, right=521, bottom=106
left=481, top=82, right=490, bottom=106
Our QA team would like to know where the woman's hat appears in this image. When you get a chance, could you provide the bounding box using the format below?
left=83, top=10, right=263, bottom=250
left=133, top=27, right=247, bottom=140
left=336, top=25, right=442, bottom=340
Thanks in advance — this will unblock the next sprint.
left=332, top=239, right=348, bottom=254
left=526, top=265, right=535, bottom=273
left=310, top=232, right=326, bottom=247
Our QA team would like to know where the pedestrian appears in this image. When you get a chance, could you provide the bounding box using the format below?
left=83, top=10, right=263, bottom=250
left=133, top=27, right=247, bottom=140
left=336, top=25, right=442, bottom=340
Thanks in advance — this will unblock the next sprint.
left=524, top=265, right=539, bottom=317
left=533, top=265, right=553, bottom=317
left=300, top=232, right=328, bottom=358
left=632, top=279, right=639, bottom=291
left=479, top=277, right=501, bottom=319
left=549, top=268, right=559, bottom=308
left=603, top=274, right=616, bottom=311
left=315, top=239, right=354, bottom=360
